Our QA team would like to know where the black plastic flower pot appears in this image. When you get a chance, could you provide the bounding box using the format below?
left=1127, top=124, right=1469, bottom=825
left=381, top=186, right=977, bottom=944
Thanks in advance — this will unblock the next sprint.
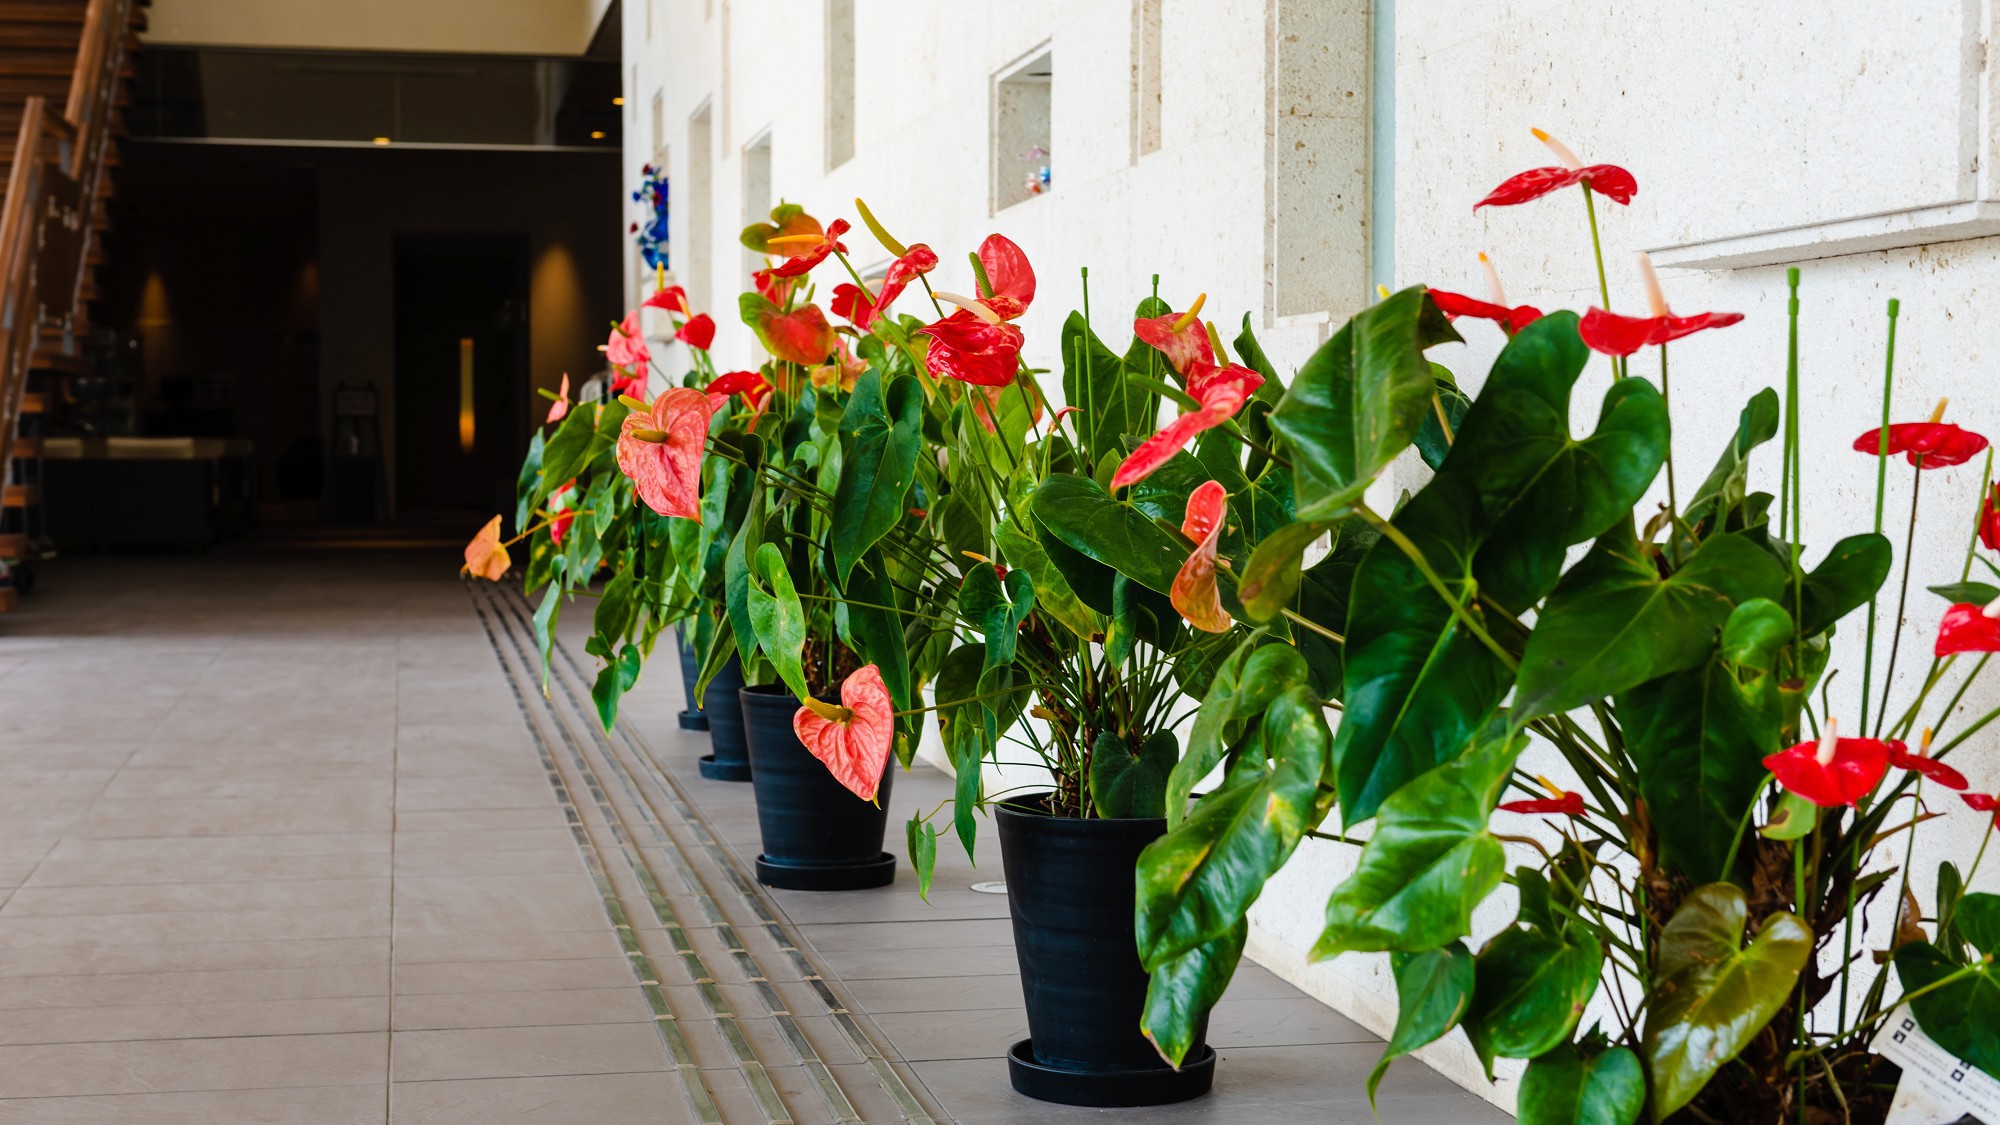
left=697, top=655, right=750, bottom=781
left=739, top=683, right=895, bottom=890
left=996, top=794, right=1215, bottom=1107
left=675, top=630, right=709, bottom=732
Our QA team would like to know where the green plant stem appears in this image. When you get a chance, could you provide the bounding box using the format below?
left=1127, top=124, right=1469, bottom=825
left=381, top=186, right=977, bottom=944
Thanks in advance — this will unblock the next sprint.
left=1581, top=185, right=1620, bottom=381
left=1859, top=299, right=1899, bottom=734
left=1354, top=503, right=1518, bottom=670
left=1966, top=450, right=1995, bottom=582
left=1280, top=607, right=1344, bottom=645
left=1875, top=461, right=1923, bottom=738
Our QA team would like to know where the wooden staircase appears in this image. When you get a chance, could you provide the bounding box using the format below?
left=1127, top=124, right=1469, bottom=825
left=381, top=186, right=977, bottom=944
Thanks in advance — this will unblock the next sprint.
left=0, top=0, right=140, bottom=610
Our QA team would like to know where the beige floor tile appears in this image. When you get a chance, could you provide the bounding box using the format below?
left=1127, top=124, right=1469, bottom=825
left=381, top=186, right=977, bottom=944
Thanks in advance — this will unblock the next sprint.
left=388, top=1072, right=689, bottom=1125
left=2, top=877, right=390, bottom=917
left=392, top=958, right=634, bottom=996
left=0, top=1032, right=387, bottom=1098
left=0, top=995, right=386, bottom=1045
left=392, top=988, right=648, bottom=1031
left=0, top=1083, right=386, bottom=1124
left=0, top=936, right=387, bottom=979
left=0, top=962, right=385, bottom=1009
left=389, top=1023, right=667, bottom=1082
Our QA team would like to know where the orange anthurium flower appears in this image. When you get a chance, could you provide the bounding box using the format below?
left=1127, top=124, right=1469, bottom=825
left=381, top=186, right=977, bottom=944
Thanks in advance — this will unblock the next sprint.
left=1171, top=480, right=1232, bottom=633
left=1133, top=294, right=1215, bottom=376
left=810, top=341, right=867, bottom=394
left=1579, top=253, right=1741, bottom=356
left=462, top=515, right=510, bottom=580
left=766, top=218, right=852, bottom=278
left=792, top=664, right=895, bottom=802
left=1110, top=362, right=1264, bottom=490
left=546, top=373, right=571, bottom=425
left=1762, top=720, right=1892, bottom=808
left=1475, top=128, right=1637, bottom=209
left=615, top=387, right=715, bottom=520
left=1936, top=596, right=2000, bottom=657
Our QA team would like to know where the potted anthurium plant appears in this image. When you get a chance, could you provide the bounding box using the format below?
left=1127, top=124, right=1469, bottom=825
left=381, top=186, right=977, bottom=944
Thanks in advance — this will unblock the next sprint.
left=1064, top=129, right=2000, bottom=1123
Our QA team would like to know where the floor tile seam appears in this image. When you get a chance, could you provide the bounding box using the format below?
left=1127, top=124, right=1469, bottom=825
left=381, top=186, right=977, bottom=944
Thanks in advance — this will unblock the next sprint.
left=0, top=1080, right=388, bottom=1104
left=0, top=1021, right=405, bottom=1048
left=463, top=585, right=728, bottom=1125
left=387, top=618, right=408, bottom=1125
left=520, top=598, right=941, bottom=1125
left=23, top=873, right=397, bottom=891
left=478, top=590, right=807, bottom=1125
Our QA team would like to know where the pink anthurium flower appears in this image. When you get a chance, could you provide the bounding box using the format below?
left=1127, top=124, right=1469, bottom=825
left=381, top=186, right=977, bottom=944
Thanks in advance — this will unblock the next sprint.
left=1890, top=730, right=1969, bottom=791
left=749, top=301, right=838, bottom=367
left=615, top=387, right=714, bottom=520
left=677, top=313, right=716, bottom=351
left=765, top=217, right=852, bottom=278
left=1429, top=254, right=1543, bottom=335
left=1854, top=398, right=1990, bottom=469
left=605, top=309, right=651, bottom=370
left=644, top=285, right=689, bottom=314
left=1965, top=791, right=2000, bottom=829
left=793, top=664, right=895, bottom=802
left=546, top=373, right=571, bottom=424
left=1475, top=128, right=1638, bottom=209
left=1936, top=596, right=2000, bottom=657
left=1579, top=253, right=1742, bottom=356
left=1171, top=481, right=1232, bottom=633
left=919, top=235, right=1037, bottom=387
left=1109, top=362, right=1265, bottom=491
left=1498, top=776, right=1585, bottom=816
left=832, top=244, right=940, bottom=330
left=462, top=515, right=510, bottom=580
left=1762, top=720, right=1892, bottom=808
left=1133, top=294, right=1216, bottom=376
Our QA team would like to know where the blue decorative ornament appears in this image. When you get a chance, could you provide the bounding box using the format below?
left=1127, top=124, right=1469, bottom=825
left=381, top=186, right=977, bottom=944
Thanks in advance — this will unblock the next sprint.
left=630, top=164, right=671, bottom=270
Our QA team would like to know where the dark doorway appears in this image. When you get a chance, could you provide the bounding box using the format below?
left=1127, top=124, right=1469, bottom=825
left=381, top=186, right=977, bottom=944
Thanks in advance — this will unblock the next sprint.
left=393, top=234, right=529, bottom=515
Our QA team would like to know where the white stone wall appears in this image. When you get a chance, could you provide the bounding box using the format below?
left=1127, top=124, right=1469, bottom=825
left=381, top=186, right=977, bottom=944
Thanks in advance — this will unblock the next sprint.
left=625, top=0, right=2000, bottom=1109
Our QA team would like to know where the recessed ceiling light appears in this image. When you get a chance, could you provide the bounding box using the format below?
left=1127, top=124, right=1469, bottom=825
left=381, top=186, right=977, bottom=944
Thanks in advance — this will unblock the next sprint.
left=371, top=136, right=390, bottom=145
left=591, top=131, right=606, bottom=140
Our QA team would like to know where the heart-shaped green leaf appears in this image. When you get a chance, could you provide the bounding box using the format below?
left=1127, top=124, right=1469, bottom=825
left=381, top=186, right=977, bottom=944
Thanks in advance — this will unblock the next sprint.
left=1165, top=640, right=1310, bottom=827
left=1090, top=729, right=1179, bottom=819
left=1368, top=942, right=1475, bottom=1106
left=1032, top=472, right=1188, bottom=596
left=1141, top=920, right=1247, bottom=1068
left=1643, top=883, right=1812, bottom=1121
left=1464, top=926, right=1602, bottom=1069
left=1899, top=892, right=2000, bottom=1074
left=1682, top=388, right=1779, bottom=532
left=747, top=542, right=811, bottom=701
left=831, top=370, right=923, bottom=584
left=1518, top=1043, right=1645, bottom=1125
left=1314, top=731, right=1521, bottom=958
left=1797, top=533, right=1891, bottom=636
left=997, top=518, right=1101, bottom=640
left=960, top=565, right=1035, bottom=677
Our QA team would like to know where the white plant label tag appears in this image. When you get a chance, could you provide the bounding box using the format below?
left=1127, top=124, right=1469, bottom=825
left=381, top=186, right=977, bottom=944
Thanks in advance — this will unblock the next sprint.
left=1870, top=1005, right=2000, bottom=1124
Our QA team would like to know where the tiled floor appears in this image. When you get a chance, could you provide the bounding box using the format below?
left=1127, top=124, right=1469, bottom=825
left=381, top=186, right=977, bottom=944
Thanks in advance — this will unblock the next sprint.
left=0, top=540, right=1510, bottom=1124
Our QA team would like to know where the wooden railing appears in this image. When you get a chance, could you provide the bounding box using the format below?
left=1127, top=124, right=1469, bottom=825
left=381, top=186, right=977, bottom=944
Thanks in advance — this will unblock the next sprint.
left=0, top=0, right=134, bottom=476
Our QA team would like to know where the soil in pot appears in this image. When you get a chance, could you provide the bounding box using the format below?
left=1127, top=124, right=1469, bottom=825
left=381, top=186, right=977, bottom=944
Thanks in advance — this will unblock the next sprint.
left=697, top=655, right=749, bottom=781
left=675, top=630, right=708, bottom=731
left=739, top=683, right=895, bottom=890
left=996, top=794, right=1214, bottom=1107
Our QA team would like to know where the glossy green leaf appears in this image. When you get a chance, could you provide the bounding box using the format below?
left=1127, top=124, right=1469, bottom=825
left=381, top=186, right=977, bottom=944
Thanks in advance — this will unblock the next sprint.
left=1269, top=286, right=1461, bottom=520
left=1683, top=388, right=1779, bottom=532
left=536, top=398, right=615, bottom=510
left=1797, top=533, right=1891, bottom=636
left=997, top=518, right=1102, bottom=639
left=906, top=816, right=940, bottom=902
left=1032, top=472, right=1188, bottom=595
left=1230, top=313, right=1285, bottom=399
left=1463, top=926, right=1601, bottom=1068
left=1165, top=640, right=1310, bottom=828
left=1515, top=528, right=1787, bottom=722
left=591, top=643, right=643, bottom=729
left=1413, top=365, right=1470, bottom=472
left=514, top=428, right=545, bottom=532
left=1061, top=311, right=1145, bottom=460
left=1760, top=790, right=1818, bottom=840
left=1314, top=731, right=1521, bottom=958
left=1141, top=920, right=1247, bottom=1069
left=1897, top=939, right=2000, bottom=1075
left=1930, top=581, right=2000, bottom=607
left=831, top=370, right=923, bottom=583
left=1236, top=520, right=1334, bottom=624
left=1291, top=518, right=1377, bottom=699
left=1091, top=729, right=1179, bottom=819
left=1643, top=883, right=1812, bottom=1121
left=833, top=550, right=912, bottom=723
left=1938, top=861, right=1969, bottom=956
left=1617, top=600, right=1790, bottom=881
left=1518, top=1043, right=1645, bottom=1125
left=747, top=542, right=810, bottom=701
left=1136, top=686, right=1331, bottom=968
left=1368, top=942, right=1475, bottom=1107
left=960, top=565, right=1035, bottom=676
left=532, top=582, right=562, bottom=691
left=1960, top=892, right=2000, bottom=952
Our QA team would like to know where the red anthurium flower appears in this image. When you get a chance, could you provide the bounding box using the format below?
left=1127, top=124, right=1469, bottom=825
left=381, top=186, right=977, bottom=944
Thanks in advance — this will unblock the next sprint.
left=1762, top=721, right=1892, bottom=808
left=1475, top=128, right=1637, bottom=209
left=1133, top=294, right=1216, bottom=376
left=605, top=309, right=651, bottom=370
left=753, top=267, right=798, bottom=306
left=919, top=305, right=1025, bottom=387
left=1890, top=731, right=1969, bottom=791
left=1853, top=400, right=1990, bottom=469
left=677, top=313, right=716, bottom=351
left=748, top=301, right=837, bottom=367
left=1579, top=253, right=1742, bottom=357
left=546, top=373, right=571, bottom=425
left=549, top=479, right=577, bottom=546
left=766, top=218, right=852, bottom=278
left=644, top=285, right=689, bottom=314
left=972, top=233, right=1035, bottom=318
left=793, top=664, right=895, bottom=802
left=1171, top=481, right=1232, bottom=633
left=704, top=370, right=772, bottom=428
left=1965, top=791, right=2000, bottom=829
left=615, top=387, right=714, bottom=520
left=833, top=244, right=939, bottom=330
left=1936, top=597, right=2000, bottom=657
left=1981, top=484, right=2000, bottom=551
left=1430, top=254, right=1542, bottom=335
left=1109, top=362, right=1265, bottom=491
left=462, top=515, right=510, bottom=581
left=1498, top=777, right=1585, bottom=816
